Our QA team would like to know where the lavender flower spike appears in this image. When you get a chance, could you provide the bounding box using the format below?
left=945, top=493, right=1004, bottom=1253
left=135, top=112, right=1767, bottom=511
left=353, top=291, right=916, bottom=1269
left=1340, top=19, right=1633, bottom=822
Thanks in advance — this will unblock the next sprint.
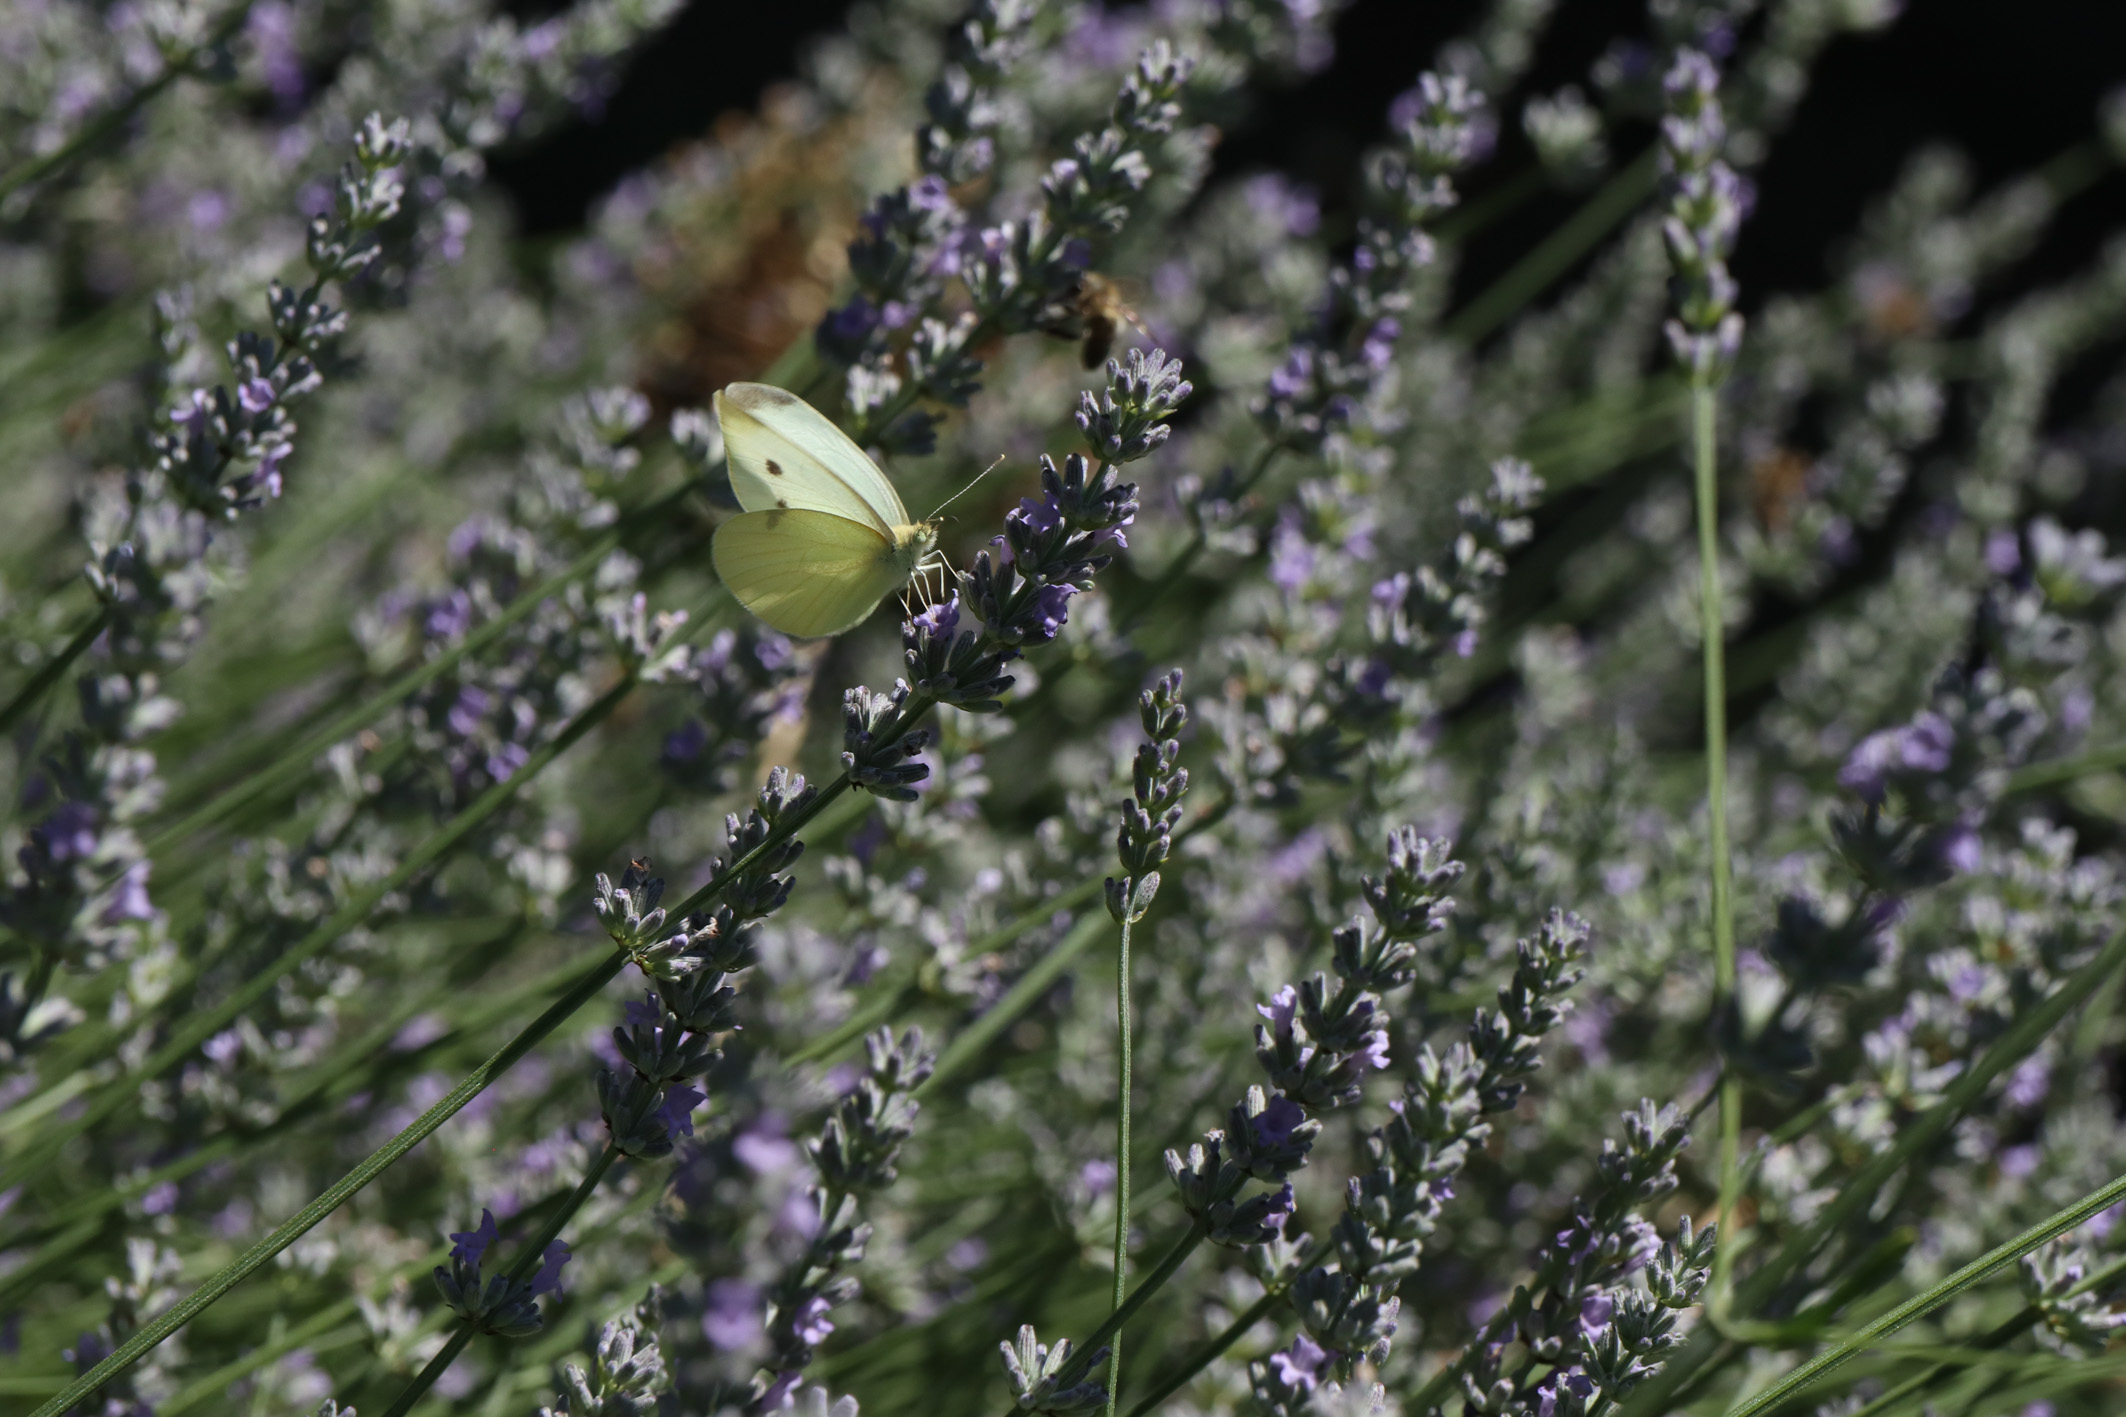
left=1661, top=49, right=1747, bottom=381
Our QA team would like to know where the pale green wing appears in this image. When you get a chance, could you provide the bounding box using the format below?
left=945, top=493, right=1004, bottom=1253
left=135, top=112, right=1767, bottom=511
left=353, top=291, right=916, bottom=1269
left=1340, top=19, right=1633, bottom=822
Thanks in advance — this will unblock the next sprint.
left=714, top=383, right=909, bottom=533
left=711, top=508, right=911, bottom=638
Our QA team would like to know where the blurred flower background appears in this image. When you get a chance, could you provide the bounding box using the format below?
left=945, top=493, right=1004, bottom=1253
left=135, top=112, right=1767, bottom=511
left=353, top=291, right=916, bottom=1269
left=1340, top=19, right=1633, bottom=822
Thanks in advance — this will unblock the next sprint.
left=3, top=1, right=2126, bottom=1415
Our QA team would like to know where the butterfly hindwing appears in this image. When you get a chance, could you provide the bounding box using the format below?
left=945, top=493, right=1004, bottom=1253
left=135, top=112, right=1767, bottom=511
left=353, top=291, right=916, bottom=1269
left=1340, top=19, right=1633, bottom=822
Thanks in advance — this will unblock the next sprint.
left=715, top=383, right=909, bottom=534
left=711, top=507, right=913, bottom=639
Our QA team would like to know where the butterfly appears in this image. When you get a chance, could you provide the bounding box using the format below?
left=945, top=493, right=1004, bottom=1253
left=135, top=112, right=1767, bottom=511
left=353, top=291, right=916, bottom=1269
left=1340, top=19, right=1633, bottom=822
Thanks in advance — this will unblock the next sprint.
left=710, top=383, right=946, bottom=638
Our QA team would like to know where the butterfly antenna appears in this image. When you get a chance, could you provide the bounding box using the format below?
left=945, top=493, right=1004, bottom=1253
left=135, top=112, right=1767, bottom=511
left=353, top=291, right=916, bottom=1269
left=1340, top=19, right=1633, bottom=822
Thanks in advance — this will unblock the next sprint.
left=926, top=454, right=1009, bottom=521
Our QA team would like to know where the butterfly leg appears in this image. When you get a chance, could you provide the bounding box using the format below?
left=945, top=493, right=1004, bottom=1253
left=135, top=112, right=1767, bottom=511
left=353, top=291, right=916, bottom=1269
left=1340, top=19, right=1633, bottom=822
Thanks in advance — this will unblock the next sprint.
left=922, top=552, right=955, bottom=609
left=902, top=552, right=950, bottom=618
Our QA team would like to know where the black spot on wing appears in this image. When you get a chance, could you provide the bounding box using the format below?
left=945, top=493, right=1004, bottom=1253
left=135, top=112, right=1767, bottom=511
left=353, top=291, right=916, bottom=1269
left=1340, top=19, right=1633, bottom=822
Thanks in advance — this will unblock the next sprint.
left=765, top=458, right=785, bottom=477
left=776, top=498, right=789, bottom=508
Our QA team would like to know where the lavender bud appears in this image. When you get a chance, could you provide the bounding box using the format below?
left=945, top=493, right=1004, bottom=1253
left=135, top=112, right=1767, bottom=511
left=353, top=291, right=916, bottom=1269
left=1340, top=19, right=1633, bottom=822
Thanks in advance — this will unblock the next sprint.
left=842, top=682, right=933, bottom=800
left=998, top=1325, right=1109, bottom=1414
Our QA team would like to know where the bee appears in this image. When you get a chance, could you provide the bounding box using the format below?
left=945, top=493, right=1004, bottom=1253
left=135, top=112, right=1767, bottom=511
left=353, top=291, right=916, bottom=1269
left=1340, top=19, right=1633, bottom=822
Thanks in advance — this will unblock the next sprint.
left=1044, top=272, right=1147, bottom=369
left=1748, top=448, right=1814, bottom=533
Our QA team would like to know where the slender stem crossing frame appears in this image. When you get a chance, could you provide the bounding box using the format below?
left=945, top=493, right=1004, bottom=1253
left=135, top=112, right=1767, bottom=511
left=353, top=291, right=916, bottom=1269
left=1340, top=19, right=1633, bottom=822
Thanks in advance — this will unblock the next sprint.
left=375, top=1143, right=624, bottom=1417
left=28, top=690, right=926, bottom=1416
left=1692, top=376, right=1744, bottom=1309
left=1105, top=906, right=1137, bottom=1415
left=1720, top=1168, right=2126, bottom=1417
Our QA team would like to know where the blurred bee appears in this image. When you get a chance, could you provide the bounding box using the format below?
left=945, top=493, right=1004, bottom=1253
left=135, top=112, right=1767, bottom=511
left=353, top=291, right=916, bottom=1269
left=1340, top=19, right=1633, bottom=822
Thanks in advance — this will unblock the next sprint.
left=1043, top=272, right=1146, bottom=369
left=1749, top=447, right=1814, bottom=533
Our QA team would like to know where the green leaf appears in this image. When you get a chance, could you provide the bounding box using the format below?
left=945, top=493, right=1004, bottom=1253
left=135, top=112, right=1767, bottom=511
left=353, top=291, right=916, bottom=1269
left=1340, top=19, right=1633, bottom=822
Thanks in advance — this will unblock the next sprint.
left=1719, top=1167, right=2126, bottom=1417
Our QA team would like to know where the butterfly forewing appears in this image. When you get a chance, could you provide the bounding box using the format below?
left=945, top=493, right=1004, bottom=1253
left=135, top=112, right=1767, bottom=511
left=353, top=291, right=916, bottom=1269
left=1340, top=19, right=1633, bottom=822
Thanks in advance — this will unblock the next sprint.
left=715, top=383, right=909, bottom=533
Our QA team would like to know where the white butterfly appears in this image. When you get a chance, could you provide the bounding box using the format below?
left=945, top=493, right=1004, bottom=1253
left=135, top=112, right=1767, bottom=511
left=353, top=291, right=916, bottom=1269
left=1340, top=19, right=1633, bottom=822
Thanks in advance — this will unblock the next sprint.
left=711, top=383, right=944, bottom=638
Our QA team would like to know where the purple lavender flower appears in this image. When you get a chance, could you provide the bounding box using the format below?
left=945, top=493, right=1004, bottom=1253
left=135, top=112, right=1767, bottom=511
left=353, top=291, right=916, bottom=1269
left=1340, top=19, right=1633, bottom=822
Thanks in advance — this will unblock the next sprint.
left=1243, top=173, right=1321, bottom=237
left=449, top=1210, right=499, bottom=1266
left=911, top=595, right=962, bottom=640
left=1249, top=1095, right=1308, bottom=1152
left=1357, top=1025, right=1391, bottom=1072
left=1266, top=1333, right=1331, bottom=1392
left=1899, top=712, right=1954, bottom=773
left=733, top=1114, right=801, bottom=1175
left=1987, top=529, right=2023, bottom=577
left=35, top=802, right=100, bottom=863
left=657, top=1083, right=706, bottom=1140
left=1267, top=507, right=1316, bottom=593
left=1257, top=985, right=1300, bottom=1039
left=702, top=1278, right=765, bottom=1351
left=484, top=741, right=530, bottom=782
left=1839, top=729, right=1900, bottom=802
left=1359, top=317, right=1401, bottom=372
left=2004, top=1056, right=2051, bottom=1110
left=817, top=296, right=884, bottom=362
left=1998, top=1145, right=2040, bottom=1180
left=1022, top=583, right=1077, bottom=643
left=1538, top=1374, right=1598, bottom=1417
left=529, top=1239, right=571, bottom=1296
left=792, top=1294, right=836, bottom=1346
left=1267, top=347, right=1314, bottom=402
left=446, top=684, right=491, bottom=737
left=662, top=720, right=708, bottom=764
left=1940, top=825, right=1982, bottom=875
left=424, top=588, right=476, bottom=641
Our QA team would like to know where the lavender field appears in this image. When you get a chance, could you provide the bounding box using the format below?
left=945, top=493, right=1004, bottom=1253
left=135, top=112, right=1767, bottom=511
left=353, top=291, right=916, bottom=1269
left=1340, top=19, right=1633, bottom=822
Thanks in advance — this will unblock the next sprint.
left=3, top=1, right=2125, bottom=1414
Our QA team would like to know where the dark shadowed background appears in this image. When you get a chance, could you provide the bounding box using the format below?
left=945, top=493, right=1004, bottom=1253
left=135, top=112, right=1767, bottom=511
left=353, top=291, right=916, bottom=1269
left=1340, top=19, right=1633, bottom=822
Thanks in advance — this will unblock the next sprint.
left=493, top=0, right=2126, bottom=324
left=488, top=0, right=2126, bottom=747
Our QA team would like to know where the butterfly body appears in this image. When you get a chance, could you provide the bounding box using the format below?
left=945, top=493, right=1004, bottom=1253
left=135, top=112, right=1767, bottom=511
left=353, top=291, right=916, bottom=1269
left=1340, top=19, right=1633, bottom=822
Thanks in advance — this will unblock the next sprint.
left=711, top=383, right=942, bottom=638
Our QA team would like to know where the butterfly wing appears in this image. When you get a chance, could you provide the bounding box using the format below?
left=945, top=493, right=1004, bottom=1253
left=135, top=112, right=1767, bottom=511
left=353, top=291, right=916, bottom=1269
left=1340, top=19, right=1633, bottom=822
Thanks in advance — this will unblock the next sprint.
left=714, top=383, right=910, bottom=534
left=712, top=508, right=912, bottom=638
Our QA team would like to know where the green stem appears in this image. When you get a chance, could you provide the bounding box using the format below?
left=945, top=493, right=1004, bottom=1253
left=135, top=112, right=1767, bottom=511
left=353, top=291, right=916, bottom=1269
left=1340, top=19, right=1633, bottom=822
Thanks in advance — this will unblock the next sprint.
left=1839, top=1250, right=2126, bottom=1417
left=1616, top=927, right=2126, bottom=1417
left=0, top=931, right=571, bottom=1292
left=785, top=981, right=915, bottom=1067
left=2003, top=740, right=2126, bottom=795
left=660, top=686, right=926, bottom=924
left=1105, top=906, right=1136, bottom=1416
left=1125, top=1235, right=1334, bottom=1416
left=28, top=951, right=630, bottom=1417
left=1445, top=148, right=1661, bottom=344
left=144, top=510, right=667, bottom=860
left=0, top=672, right=641, bottom=1193
left=1051, top=1220, right=1207, bottom=1399
left=25, top=675, right=906, bottom=1406
left=919, top=797, right=1231, bottom=1097
left=1691, top=376, right=1742, bottom=1308
left=0, top=607, right=108, bottom=737
left=376, top=1143, right=624, bottom=1417
left=1720, top=1168, right=2126, bottom=1417
left=920, top=898, right=1107, bottom=1097
left=160, top=1301, right=366, bottom=1416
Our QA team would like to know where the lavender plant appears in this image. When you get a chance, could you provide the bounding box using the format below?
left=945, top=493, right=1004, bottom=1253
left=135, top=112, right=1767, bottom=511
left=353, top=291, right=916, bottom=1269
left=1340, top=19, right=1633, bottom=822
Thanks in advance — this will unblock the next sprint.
left=5, top=2, right=2126, bottom=1416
